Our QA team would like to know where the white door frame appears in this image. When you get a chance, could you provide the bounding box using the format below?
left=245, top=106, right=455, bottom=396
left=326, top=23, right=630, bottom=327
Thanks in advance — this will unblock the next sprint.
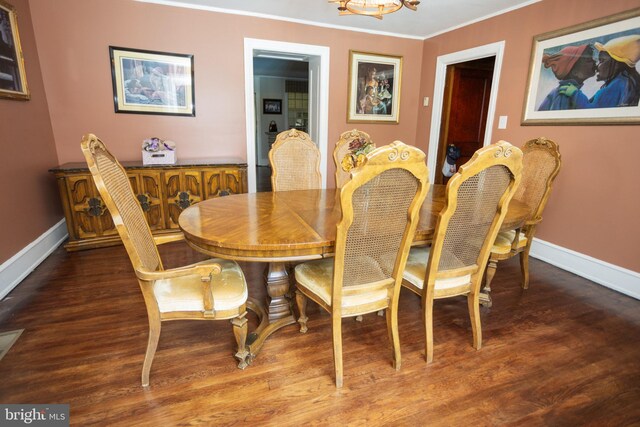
left=427, top=41, right=505, bottom=183
left=244, top=38, right=330, bottom=193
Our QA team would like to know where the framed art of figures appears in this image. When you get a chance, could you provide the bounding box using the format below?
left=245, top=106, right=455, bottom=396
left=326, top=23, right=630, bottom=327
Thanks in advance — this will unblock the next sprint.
left=0, top=0, right=29, bottom=100
left=263, top=99, right=282, bottom=114
left=522, top=8, right=640, bottom=125
left=347, top=51, right=402, bottom=123
left=109, top=46, right=195, bottom=116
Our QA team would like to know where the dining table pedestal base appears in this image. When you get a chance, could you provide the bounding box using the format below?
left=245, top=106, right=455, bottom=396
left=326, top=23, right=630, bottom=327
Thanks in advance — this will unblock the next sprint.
left=244, top=261, right=297, bottom=364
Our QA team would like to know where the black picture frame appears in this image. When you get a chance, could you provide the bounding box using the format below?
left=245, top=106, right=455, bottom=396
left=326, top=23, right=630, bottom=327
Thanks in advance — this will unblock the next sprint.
left=263, top=99, right=282, bottom=114
left=109, top=46, right=195, bottom=116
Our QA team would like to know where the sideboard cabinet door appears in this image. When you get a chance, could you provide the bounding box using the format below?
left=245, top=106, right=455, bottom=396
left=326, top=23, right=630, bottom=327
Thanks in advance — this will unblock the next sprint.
left=66, top=174, right=117, bottom=240
left=164, top=171, right=204, bottom=229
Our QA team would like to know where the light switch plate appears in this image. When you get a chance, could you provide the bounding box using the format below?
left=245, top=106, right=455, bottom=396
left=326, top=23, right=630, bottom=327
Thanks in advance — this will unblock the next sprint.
left=423, top=96, right=429, bottom=107
left=498, top=116, right=508, bottom=129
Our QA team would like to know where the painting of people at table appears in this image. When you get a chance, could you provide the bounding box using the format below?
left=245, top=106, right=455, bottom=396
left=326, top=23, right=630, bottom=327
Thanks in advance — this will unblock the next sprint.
left=121, top=59, right=187, bottom=108
left=535, top=31, right=640, bottom=111
left=356, top=62, right=394, bottom=116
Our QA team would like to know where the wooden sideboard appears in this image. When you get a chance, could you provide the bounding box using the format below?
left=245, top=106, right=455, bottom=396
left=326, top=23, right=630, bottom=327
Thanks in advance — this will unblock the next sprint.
left=50, top=158, right=248, bottom=251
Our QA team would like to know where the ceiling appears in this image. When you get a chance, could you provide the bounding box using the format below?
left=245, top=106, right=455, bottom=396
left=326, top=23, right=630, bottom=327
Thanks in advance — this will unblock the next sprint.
left=137, top=0, right=540, bottom=40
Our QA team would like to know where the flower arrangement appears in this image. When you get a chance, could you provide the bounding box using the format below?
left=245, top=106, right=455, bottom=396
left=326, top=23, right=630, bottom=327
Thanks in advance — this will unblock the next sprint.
left=341, top=137, right=375, bottom=172
left=142, top=137, right=175, bottom=152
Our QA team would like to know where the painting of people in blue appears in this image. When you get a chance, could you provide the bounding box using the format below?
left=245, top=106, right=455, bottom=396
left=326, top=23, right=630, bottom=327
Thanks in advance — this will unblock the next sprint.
left=533, top=29, right=640, bottom=111
left=588, top=35, right=640, bottom=108
left=538, top=44, right=596, bottom=110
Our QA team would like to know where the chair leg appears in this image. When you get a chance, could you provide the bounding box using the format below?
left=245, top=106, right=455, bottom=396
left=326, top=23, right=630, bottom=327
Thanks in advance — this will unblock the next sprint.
left=295, top=290, right=308, bottom=333
left=423, top=293, right=434, bottom=363
left=468, top=292, right=482, bottom=350
left=332, top=313, right=344, bottom=388
left=520, top=246, right=531, bottom=289
left=386, top=305, right=401, bottom=370
left=485, top=258, right=498, bottom=295
left=231, top=311, right=249, bottom=369
left=142, top=312, right=161, bottom=387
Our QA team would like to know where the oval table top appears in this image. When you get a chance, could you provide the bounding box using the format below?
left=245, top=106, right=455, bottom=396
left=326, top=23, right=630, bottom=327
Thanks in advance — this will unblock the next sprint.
left=179, top=185, right=530, bottom=263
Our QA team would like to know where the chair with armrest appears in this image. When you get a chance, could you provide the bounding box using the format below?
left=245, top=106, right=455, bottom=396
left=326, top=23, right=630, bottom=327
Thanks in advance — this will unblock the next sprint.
left=333, top=129, right=374, bottom=189
left=294, top=142, right=430, bottom=387
left=402, top=141, right=522, bottom=363
left=269, top=128, right=322, bottom=191
left=484, top=137, right=561, bottom=295
left=80, top=133, right=249, bottom=387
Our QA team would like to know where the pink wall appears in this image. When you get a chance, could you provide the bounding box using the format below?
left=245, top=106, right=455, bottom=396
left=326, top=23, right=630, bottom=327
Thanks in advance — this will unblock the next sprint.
left=415, top=0, right=640, bottom=272
left=0, top=0, right=60, bottom=264
left=27, top=0, right=424, bottom=183
left=5, top=0, right=638, bottom=276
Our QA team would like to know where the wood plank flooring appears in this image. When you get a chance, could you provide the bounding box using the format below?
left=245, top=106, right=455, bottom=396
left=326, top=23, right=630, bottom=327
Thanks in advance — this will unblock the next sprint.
left=0, top=242, right=639, bottom=426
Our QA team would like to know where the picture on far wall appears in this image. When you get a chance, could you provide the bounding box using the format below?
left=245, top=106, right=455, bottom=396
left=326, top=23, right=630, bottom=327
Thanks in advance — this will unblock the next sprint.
left=522, top=8, right=640, bottom=125
left=263, top=98, right=282, bottom=114
left=0, top=0, right=29, bottom=100
left=347, top=50, right=402, bottom=124
left=109, top=46, right=195, bottom=116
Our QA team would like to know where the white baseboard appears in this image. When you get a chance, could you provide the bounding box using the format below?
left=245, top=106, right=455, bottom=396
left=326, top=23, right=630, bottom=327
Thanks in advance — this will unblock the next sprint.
left=530, top=238, right=640, bottom=300
left=0, top=219, right=68, bottom=300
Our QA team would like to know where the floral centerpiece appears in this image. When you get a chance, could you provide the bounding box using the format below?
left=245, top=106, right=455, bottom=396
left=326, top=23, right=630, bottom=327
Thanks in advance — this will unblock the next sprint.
left=341, top=137, right=375, bottom=172
left=142, top=137, right=175, bottom=152
left=142, top=137, right=176, bottom=165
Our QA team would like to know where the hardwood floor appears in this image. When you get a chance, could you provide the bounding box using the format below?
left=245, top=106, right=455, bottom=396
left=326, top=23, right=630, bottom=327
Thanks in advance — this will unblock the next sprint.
left=1, top=242, right=639, bottom=426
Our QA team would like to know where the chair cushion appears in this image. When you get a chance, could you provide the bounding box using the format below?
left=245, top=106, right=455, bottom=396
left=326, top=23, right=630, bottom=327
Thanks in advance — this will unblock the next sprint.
left=402, top=246, right=471, bottom=290
left=294, top=258, right=389, bottom=308
left=492, top=229, right=528, bottom=255
left=153, top=259, right=248, bottom=313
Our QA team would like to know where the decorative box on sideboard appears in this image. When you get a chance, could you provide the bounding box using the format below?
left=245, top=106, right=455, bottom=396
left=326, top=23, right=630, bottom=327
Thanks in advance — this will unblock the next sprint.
left=49, top=158, right=248, bottom=251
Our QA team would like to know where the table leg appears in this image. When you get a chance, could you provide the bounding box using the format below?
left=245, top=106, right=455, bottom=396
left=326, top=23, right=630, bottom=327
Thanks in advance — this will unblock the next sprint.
left=245, top=261, right=297, bottom=363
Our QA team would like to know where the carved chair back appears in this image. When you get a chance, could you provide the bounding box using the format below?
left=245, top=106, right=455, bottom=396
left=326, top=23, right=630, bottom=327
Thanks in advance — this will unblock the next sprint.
left=427, top=141, right=523, bottom=294
left=269, top=129, right=322, bottom=191
left=80, top=134, right=162, bottom=273
left=332, top=141, right=429, bottom=308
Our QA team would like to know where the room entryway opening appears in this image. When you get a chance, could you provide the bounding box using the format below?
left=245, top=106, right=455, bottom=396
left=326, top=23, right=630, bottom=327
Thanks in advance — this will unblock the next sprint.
left=244, top=39, right=330, bottom=193
left=426, top=41, right=505, bottom=184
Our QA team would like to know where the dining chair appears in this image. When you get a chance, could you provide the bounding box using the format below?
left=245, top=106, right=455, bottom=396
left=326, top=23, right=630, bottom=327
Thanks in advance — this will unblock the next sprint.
left=484, top=137, right=561, bottom=297
left=402, top=141, right=523, bottom=363
left=333, top=129, right=373, bottom=188
left=80, top=134, right=250, bottom=386
left=294, top=141, right=430, bottom=387
left=269, top=128, right=322, bottom=191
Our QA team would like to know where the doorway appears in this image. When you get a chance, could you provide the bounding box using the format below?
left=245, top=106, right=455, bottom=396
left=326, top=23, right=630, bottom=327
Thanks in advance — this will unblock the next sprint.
left=244, top=39, right=330, bottom=193
left=435, top=57, right=495, bottom=185
left=426, top=41, right=505, bottom=184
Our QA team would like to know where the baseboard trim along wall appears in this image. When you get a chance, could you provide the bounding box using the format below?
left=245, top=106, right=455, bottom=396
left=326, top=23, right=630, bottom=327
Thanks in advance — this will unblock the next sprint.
left=0, top=221, right=638, bottom=302
left=0, top=219, right=68, bottom=300
left=530, top=238, right=640, bottom=301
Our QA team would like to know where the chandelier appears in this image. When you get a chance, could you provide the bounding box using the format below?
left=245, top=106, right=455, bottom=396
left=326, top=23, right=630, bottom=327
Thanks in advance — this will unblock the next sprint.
left=329, top=0, right=420, bottom=20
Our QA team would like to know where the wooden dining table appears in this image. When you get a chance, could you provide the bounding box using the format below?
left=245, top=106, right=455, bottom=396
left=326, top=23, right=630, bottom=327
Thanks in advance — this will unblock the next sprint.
left=178, top=185, right=529, bottom=364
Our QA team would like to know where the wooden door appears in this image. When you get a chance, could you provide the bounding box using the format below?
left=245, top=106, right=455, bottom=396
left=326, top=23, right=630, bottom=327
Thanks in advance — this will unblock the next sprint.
left=436, top=59, right=494, bottom=184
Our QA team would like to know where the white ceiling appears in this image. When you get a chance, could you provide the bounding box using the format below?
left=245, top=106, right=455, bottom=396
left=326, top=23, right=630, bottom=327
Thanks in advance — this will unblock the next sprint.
left=136, top=0, right=541, bottom=40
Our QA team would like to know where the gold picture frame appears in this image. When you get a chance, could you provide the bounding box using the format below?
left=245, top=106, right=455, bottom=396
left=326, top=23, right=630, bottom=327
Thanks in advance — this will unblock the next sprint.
left=522, top=8, right=640, bottom=125
left=0, top=0, right=29, bottom=101
left=347, top=50, right=402, bottom=124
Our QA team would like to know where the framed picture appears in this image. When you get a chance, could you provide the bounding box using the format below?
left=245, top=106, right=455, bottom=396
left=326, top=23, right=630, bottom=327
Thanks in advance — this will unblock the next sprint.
left=347, top=50, right=402, bottom=124
left=522, top=8, right=640, bottom=125
left=263, top=98, right=282, bottom=114
left=109, top=46, right=195, bottom=116
left=0, top=0, right=29, bottom=100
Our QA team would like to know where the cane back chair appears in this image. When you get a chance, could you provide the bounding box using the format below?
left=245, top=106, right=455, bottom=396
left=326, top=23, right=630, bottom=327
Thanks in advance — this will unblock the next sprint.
left=269, top=129, right=322, bottom=191
left=484, top=137, right=561, bottom=293
left=333, top=129, right=374, bottom=189
left=80, top=134, right=249, bottom=386
left=294, top=142, right=430, bottom=387
left=402, top=141, right=523, bottom=363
